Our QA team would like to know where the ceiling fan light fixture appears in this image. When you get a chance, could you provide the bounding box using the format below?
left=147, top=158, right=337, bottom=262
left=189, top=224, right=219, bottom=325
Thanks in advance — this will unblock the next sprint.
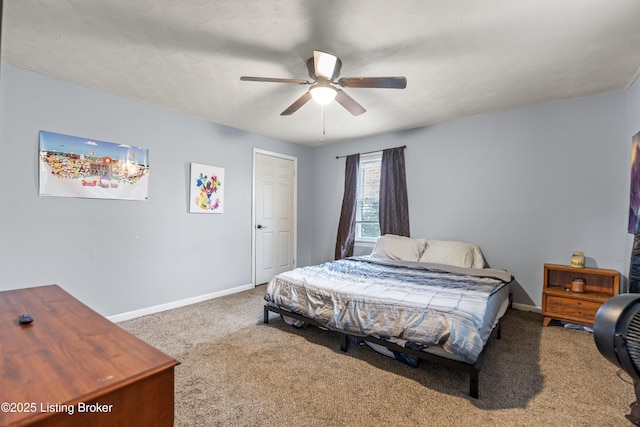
left=310, top=84, right=337, bottom=105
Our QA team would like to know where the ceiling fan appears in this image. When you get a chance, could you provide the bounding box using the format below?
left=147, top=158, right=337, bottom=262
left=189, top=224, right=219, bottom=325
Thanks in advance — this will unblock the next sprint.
left=240, top=51, right=407, bottom=116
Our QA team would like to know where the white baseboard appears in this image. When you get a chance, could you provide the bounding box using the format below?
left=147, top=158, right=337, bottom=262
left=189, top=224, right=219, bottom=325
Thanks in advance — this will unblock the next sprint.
left=107, top=283, right=254, bottom=323
left=512, top=302, right=541, bottom=313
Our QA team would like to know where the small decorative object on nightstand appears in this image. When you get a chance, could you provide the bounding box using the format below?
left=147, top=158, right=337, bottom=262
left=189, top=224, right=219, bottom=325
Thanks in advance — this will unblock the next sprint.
left=570, top=251, right=585, bottom=268
left=571, top=251, right=584, bottom=268
left=542, top=263, right=619, bottom=327
left=571, top=278, right=585, bottom=293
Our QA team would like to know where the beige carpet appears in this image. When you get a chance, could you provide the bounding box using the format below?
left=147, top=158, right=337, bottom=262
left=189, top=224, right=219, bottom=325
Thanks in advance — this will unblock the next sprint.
left=119, top=286, right=635, bottom=427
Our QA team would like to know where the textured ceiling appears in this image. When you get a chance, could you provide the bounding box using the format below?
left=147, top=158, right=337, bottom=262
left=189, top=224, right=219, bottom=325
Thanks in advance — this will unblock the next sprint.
left=3, top=0, right=640, bottom=146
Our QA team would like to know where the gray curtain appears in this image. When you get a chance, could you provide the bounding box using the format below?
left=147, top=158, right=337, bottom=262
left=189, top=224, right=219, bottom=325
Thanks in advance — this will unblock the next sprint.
left=335, top=154, right=359, bottom=259
left=379, top=146, right=410, bottom=236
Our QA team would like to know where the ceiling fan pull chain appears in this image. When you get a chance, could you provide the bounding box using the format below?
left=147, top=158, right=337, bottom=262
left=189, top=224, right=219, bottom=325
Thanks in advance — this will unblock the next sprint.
left=321, top=105, right=327, bottom=142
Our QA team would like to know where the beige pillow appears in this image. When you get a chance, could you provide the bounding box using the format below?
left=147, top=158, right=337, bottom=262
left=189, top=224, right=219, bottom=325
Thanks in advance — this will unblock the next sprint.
left=370, top=234, right=427, bottom=262
left=419, top=240, right=486, bottom=268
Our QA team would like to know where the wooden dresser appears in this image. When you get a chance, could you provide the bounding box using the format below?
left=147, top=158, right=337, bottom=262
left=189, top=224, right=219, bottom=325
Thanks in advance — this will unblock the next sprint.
left=542, top=263, right=620, bottom=327
left=0, top=285, right=179, bottom=426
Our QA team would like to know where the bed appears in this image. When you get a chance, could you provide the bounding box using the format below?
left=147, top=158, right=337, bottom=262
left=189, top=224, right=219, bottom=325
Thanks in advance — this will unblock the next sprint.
left=263, top=235, right=513, bottom=398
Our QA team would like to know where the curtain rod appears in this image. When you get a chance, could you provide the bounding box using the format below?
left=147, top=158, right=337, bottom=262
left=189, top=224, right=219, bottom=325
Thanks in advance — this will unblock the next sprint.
left=335, top=145, right=407, bottom=159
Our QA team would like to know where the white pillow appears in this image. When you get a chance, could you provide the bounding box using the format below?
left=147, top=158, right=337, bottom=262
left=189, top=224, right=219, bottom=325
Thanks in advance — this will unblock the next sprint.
left=418, top=240, right=486, bottom=269
left=370, top=234, right=427, bottom=262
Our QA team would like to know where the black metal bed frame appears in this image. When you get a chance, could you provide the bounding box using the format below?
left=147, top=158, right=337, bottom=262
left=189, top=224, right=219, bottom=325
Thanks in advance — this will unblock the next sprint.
left=263, top=304, right=502, bottom=398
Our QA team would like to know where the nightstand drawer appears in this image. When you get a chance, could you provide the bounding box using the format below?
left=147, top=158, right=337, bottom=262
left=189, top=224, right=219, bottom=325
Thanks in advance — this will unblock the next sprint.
left=545, top=295, right=601, bottom=320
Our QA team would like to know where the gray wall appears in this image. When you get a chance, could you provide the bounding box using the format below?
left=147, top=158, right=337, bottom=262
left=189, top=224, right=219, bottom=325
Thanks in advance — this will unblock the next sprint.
left=0, top=63, right=314, bottom=317
left=2, top=60, right=639, bottom=316
left=629, top=74, right=640, bottom=139
left=311, top=91, right=632, bottom=308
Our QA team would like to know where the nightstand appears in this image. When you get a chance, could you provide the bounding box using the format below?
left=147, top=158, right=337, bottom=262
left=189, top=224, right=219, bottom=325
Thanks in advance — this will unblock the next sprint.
left=542, top=263, right=620, bottom=327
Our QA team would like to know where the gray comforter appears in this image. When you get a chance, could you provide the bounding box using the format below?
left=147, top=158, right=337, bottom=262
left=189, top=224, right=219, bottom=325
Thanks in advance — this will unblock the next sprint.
left=264, top=256, right=511, bottom=364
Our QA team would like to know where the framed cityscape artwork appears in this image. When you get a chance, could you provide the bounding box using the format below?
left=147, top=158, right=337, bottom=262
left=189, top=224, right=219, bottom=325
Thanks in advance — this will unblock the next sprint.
left=39, top=130, right=149, bottom=200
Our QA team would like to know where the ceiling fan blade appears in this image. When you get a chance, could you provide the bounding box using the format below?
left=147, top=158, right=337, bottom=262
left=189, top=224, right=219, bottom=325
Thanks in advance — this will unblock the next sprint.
left=240, top=76, right=310, bottom=85
left=338, top=77, right=407, bottom=89
left=280, top=91, right=313, bottom=116
left=335, top=89, right=366, bottom=116
left=313, top=51, right=339, bottom=80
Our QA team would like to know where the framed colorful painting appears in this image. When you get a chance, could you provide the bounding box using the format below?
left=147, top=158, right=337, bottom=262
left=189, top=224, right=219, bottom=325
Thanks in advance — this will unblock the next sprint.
left=629, top=130, right=640, bottom=233
left=39, top=130, right=150, bottom=200
left=190, top=163, right=224, bottom=213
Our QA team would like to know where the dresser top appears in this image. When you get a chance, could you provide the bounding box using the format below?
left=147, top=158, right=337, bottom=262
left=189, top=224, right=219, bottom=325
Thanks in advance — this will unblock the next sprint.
left=0, top=284, right=178, bottom=425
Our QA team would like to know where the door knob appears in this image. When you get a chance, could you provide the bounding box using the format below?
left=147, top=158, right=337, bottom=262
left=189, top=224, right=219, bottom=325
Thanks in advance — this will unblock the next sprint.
left=257, top=224, right=267, bottom=229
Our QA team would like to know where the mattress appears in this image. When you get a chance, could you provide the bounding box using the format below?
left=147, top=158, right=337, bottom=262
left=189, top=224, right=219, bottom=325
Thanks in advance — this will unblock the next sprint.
left=264, top=256, right=512, bottom=364
left=362, top=283, right=510, bottom=365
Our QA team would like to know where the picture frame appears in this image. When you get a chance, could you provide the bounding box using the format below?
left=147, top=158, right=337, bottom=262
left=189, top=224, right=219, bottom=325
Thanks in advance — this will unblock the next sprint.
left=629, top=130, right=640, bottom=233
left=39, top=130, right=149, bottom=200
left=189, top=163, right=224, bottom=213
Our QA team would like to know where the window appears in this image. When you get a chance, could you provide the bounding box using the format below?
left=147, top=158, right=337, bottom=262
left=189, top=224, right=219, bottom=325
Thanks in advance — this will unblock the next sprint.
left=356, top=152, right=382, bottom=241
